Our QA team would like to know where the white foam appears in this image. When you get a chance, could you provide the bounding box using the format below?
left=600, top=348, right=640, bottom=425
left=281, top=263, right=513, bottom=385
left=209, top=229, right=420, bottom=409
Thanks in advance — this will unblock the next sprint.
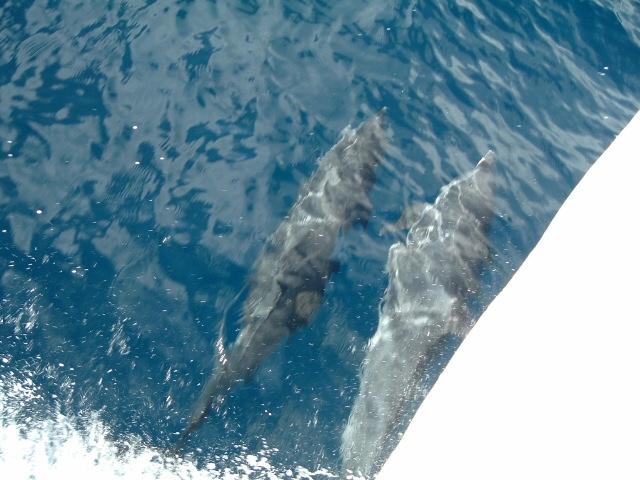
left=0, top=372, right=337, bottom=480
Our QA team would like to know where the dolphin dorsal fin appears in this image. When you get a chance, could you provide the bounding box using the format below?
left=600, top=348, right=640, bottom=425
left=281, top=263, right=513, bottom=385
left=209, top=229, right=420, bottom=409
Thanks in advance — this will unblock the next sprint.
left=379, top=202, right=430, bottom=235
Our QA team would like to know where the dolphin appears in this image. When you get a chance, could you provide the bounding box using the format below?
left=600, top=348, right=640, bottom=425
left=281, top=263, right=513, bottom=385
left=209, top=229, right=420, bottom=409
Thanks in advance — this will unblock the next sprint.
left=176, top=109, right=387, bottom=449
left=341, top=151, right=496, bottom=478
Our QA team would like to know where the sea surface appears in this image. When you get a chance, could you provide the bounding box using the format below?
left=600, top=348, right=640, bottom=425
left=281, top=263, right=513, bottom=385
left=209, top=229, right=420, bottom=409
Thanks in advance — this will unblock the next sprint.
left=1, top=0, right=639, bottom=478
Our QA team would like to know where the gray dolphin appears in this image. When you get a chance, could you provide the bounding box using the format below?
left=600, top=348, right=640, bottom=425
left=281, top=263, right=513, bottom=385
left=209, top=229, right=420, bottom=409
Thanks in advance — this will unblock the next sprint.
left=177, top=109, right=387, bottom=448
left=341, top=151, right=496, bottom=478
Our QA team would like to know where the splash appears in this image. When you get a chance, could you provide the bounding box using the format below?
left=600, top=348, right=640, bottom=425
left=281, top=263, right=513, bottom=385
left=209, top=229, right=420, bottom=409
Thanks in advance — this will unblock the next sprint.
left=0, top=371, right=337, bottom=480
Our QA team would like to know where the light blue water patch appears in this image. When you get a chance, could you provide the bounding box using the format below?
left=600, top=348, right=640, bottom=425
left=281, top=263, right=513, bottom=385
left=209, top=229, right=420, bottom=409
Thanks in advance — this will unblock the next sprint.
left=1, top=0, right=639, bottom=477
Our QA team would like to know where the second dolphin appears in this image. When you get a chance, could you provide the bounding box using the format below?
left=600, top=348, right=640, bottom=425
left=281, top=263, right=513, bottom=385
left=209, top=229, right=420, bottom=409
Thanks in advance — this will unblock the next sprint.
left=341, top=151, right=497, bottom=477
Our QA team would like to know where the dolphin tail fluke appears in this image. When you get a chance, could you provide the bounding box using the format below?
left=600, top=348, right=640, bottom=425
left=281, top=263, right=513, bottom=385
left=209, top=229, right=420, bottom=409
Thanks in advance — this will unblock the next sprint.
left=174, top=368, right=230, bottom=450
left=172, top=426, right=195, bottom=455
left=174, top=289, right=245, bottom=450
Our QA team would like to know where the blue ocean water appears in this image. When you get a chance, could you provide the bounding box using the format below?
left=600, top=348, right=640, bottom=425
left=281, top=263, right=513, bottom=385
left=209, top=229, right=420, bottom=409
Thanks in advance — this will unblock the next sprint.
left=0, top=0, right=638, bottom=478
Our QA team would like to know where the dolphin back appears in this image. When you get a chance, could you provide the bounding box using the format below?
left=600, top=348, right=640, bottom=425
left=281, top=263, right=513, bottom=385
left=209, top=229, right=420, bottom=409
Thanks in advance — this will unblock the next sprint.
left=228, top=108, right=387, bottom=377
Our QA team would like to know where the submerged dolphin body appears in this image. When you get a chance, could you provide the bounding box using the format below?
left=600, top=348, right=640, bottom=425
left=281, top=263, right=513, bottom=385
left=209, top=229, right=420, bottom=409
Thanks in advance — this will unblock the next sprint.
left=341, top=151, right=496, bottom=477
left=177, top=110, right=387, bottom=448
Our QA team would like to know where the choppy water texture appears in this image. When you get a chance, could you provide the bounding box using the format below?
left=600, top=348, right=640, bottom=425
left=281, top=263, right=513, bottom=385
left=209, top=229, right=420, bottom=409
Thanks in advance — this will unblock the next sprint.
left=1, top=0, right=639, bottom=478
